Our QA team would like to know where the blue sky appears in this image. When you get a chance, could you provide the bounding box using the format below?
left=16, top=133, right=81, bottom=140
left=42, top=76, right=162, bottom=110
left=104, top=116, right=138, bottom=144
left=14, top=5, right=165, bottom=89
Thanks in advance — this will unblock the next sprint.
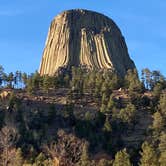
left=0, top=0, right=165, bottom=76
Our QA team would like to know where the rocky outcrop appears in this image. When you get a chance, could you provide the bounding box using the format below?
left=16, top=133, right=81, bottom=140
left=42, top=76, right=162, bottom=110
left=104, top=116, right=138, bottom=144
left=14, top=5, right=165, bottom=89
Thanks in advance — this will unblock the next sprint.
left=39, top=9, right=136, bottom=76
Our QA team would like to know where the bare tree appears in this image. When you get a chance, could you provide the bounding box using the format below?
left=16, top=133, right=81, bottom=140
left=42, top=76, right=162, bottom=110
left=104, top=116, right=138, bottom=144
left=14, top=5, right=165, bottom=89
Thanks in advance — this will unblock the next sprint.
left=0, top=126, right=19, bottom=166
left=43, top=130, right=87, bottom=166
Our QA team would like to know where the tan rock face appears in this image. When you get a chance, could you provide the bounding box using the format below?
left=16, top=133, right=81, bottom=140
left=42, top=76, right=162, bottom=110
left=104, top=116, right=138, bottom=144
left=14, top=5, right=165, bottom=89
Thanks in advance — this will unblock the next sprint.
left=39, top=9, right=136, bottom=76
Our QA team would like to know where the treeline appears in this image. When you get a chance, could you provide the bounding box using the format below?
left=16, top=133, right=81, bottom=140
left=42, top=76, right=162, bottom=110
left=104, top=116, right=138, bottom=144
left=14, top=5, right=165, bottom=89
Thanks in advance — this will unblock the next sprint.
left=0, top=65, right=166, bottom=165
left=0, top=65, right=24, bottom=88
left=1, top=65, right=165, bottom=97
left=0, top=65, right=69, bottom=92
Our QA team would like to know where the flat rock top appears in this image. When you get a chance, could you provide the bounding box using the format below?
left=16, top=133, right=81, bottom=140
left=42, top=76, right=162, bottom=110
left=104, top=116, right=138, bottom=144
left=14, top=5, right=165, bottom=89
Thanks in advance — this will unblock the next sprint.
left=57, top=9, right=110, bottom=17
left=54, top=9, right=120, bottom=33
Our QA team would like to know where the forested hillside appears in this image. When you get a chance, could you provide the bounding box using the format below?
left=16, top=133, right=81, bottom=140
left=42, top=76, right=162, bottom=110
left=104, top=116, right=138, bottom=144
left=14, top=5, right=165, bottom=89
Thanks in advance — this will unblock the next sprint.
left=0, top=65, right=166, bottom=166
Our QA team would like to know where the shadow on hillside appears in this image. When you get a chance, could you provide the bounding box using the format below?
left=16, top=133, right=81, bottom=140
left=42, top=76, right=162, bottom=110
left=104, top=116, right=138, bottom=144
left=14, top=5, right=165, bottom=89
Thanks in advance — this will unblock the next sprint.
left=1, top=98, right=150, bottom=162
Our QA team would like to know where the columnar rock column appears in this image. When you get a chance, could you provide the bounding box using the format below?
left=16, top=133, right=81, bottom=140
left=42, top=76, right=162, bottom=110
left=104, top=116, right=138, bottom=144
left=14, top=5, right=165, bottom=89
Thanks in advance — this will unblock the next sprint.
left=39, top=9, right=136, bottom=76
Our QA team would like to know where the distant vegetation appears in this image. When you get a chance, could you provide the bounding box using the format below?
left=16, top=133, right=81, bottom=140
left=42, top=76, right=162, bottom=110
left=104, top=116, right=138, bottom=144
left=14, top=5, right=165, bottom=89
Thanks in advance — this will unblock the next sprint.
left=0, top=65, right=166, bottom=166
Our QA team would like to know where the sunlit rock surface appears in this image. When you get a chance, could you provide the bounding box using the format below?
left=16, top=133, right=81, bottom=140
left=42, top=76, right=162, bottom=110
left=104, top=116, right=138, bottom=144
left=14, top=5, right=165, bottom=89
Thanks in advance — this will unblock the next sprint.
left=39, top=9, right=136, bottom=76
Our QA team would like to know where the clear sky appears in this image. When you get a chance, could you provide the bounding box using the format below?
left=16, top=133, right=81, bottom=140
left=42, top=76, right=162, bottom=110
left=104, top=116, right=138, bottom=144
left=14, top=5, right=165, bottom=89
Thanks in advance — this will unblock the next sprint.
left=0, top=0, right=165, bottom=76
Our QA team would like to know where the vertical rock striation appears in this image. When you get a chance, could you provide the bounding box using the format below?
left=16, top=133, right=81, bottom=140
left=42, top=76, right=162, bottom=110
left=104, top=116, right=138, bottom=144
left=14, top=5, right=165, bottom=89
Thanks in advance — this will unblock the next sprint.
left=39, top=9, right=136, bottom=76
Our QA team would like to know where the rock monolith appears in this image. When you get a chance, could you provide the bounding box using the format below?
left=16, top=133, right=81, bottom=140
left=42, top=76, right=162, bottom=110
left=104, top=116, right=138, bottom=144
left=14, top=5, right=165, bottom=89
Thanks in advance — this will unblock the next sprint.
left=39, top=9, right=136, bottom=76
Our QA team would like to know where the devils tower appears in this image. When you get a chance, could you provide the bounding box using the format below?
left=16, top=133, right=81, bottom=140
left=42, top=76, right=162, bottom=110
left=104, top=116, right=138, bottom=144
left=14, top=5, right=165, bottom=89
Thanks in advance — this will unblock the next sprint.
left=39, top=9, right=136, bottom=76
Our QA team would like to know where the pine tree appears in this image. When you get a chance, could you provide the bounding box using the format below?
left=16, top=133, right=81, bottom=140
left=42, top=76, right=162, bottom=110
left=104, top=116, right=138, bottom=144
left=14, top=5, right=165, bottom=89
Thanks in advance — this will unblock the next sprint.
left=98, top=159, right=113, bottom=166
left=14, top=71, right=20, bottom=88
left=102, top=93, right=108, bottom=105
left=100, top=104, right=108, bottom=114
left=103, top=116, right=112, bottom=132
left=109, top=73, right=121, bottom=90
left=125, top=69, right=142, bottom=92
left=152, top=111, right=164, bottom=132
left=107, top=95, right=116, bottom=110
left=42, top=75, right=53, bottom=93
left=32, top=71, right=42, bottom=90
left=159, top=94, right=166, bottom=117
left=119, top=103, right=136, bottom=123
left=12, top=148, right=24, bottom=166
left=142, top=68, right=152, bottom=89
left=22, top=72, right=28, bottom=87
left=0, top=65, right=4, bottom=87
left=101, top=81, right=110, bottom=97
left=159, top=150, right=166, bottom=166
left=159, top=132, right=166, bottom=153
left=153, top=82, right=163, bottom=98
left=7, top=72, right=14, bottom=88
left=70, top=67, right=84, bottom=98
left=77, top=144, right=91, bottom=166
left=139, top=141, right=159, bottom=166
left=158, top=133, right=166, bottom=166
left=26, top=76, right=34, bottom=94
left=34, top=153, right=47, bottom=166
left=113, top=148, right=132, bottom=166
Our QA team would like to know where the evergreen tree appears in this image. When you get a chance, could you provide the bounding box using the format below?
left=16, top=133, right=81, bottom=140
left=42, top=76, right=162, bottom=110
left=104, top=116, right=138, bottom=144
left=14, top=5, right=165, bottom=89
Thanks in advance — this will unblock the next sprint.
left=26, top=76, right=34, bottom=94
left=14, top=71, right=22, bottom=88
left=12, top=148, right=24, bottom=166
left=119, top=103, right=136, bottom=123
left=95, top=71, right=103, bottom=97
left=159, top=132, right=166, bottom=153
left=113, top=148, right=132, bottom=166
left=152, top=111, right=164, bottom=132
left=98, top=159, right=113, bottom=166
left=32, top=71, right=42, bottom=90
left=152, top=70, right=161, bottom=84
left=85, top=71, right=96, bottom=95
left=153, top=82, right=163, bottom=98
left=109, top=73, right=121, bottom=90
left=125, top=69, right=142, bottom=93
left=141, top=69, right=145, bottom=86
left=22, top=72, right=28, bottom=87
left=107, top=95, right=116, bottom=110
left=159, top=94, right=166, bottom=117
left=77, top=144, right=91, bottom=166
left=64, top=74, right=70, bottom=87
left=100, top=104, right=108, bottom=114
left=7, top=72, right=14, bottom=88
left=2, top=73, right=8, bottom=87
left=103, top=116, right=112, bottom=132
left=102, top=93, right=108, bottom=105
left=42, top=75, right=54, bottom=93
left=85, top=111, right=92, bottom=121
left=159, top=151, right=166, bottom=166
left=0, top=65, right=4, bottom=87
left=101, top=81, right=110, bottom=97
left=142, top=68, right=152, bottom=89
left=26, top=71, right=43, bottom=94
left=139, top=141, right=159, bottom=166
left=70, top=67, right=84, bottom=98
left=34, top=153, right=47, bottom=166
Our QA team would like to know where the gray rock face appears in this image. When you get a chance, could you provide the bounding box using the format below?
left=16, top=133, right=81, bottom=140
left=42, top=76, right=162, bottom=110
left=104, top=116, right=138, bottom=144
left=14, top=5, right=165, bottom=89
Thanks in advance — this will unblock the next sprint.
left=39, top=9, right=136, bottom=76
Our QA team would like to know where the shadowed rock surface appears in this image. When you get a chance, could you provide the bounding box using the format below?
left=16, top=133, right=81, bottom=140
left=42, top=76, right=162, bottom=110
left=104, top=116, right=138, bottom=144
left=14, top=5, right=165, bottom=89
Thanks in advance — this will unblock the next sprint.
left=39, top=9, right=136, bottom=76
